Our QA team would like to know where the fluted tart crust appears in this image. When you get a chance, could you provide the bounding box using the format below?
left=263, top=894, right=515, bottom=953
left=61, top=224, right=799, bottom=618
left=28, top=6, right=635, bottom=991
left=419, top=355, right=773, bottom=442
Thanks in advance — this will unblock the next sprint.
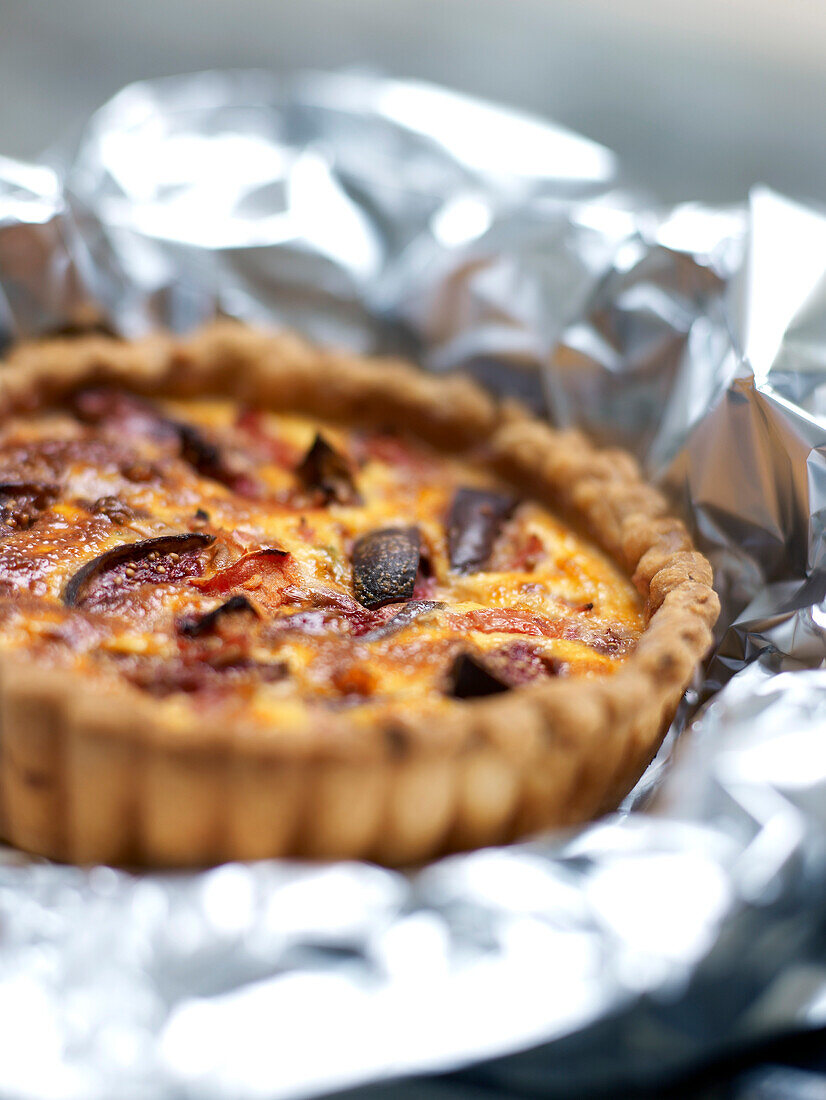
left=0, top=324, right=718, bottom=866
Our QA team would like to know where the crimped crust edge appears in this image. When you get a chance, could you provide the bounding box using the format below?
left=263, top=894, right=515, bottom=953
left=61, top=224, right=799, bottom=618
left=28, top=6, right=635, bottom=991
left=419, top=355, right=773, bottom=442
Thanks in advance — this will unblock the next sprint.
left=0, top=324, right=719, bottom=865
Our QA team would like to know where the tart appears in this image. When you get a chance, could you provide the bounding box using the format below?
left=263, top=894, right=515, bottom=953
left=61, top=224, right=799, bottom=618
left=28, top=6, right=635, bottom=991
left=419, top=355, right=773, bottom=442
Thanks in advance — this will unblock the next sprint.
left=0, top=324, right=718, bottom=866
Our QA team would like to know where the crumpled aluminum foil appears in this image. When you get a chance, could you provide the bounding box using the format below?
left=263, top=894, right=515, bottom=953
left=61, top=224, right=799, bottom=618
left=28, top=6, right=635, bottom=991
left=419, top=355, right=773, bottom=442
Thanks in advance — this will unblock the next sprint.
left=1, top=69, right=826, bottom=1100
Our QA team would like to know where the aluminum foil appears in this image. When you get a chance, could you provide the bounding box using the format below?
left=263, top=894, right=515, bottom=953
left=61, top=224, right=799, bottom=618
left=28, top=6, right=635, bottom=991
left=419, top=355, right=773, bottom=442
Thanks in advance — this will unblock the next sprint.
left=2, top=69, right=826, bottom=1099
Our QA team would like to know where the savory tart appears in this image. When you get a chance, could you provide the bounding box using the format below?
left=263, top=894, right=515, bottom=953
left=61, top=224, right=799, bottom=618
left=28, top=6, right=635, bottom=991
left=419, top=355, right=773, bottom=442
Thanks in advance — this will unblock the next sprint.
left=0, top=324, right=718, bottom=866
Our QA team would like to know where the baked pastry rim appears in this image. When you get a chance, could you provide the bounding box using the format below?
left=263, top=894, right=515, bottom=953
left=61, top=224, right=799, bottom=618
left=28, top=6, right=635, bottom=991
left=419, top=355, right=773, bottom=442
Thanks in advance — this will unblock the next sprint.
left=0, top=323, right=719, bottom=864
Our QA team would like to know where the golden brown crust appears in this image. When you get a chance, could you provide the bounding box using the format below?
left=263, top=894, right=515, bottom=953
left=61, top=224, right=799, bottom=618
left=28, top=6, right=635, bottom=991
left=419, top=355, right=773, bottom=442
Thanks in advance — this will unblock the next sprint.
left=0, top=323, right=719, bottom=865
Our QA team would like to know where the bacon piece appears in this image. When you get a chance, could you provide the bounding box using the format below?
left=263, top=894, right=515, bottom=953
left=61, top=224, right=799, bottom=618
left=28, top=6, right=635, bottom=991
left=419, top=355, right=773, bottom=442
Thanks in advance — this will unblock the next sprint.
left=74, top=388, right=256, bottom=493
left=264, top=588, right=415, bottom=638
left=354, top=432, right=438, bottom=474
left=63, top=532, right=215, bottom=607
left=236, top=408, right=303, bottom=469
left=484, top=641, right=567, bottom=684
left=267, top=588, right=381, bottom=636
left=358, top=600, right=444, bottom=641
left=191, top=547, right=293, bottom=601
left=352, top=526, right=421, bottom=609
left=502, top=531, right=545, bottom=572
left=447, top=488, right=516, bottom=573
left=124, top=654, right=287, bottom=698
left=447, top=607, right=635, bottom=656
left=73, top=389, right=175, bottom=441
left=412, top=573, right=439, bottom=599
left=298, top=586, right=364, bottom=615
left=268, top=608, right=334, bottom=636
left=295, top=433, right=360, bottom=506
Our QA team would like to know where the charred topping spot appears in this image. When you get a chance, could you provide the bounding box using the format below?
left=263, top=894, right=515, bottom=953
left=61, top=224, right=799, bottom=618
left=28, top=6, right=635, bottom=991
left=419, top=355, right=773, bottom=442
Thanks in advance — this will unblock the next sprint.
left=177, top=594, right=259, bottom=638
left=63, top=532, right=215, bottom=607
left=295, top=433, right=361, bottom=506
left=358, top=599, right=445, bottom=641
left=193, top=508, right=210, bottom=524
left=352, top=526, right=421, bottom=609
left=444, top=606, right=636, bottom=657
left=447, top=487, right=516, bottom=573
left=447, top=651, right=511, bottom=699
left=90, top=496, right=135, bottom=526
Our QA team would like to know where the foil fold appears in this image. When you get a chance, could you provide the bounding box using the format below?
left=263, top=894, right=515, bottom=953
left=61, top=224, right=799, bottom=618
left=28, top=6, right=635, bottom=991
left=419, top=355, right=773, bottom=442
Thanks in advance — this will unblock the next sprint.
left=2, top=69, right=826, bottom=1099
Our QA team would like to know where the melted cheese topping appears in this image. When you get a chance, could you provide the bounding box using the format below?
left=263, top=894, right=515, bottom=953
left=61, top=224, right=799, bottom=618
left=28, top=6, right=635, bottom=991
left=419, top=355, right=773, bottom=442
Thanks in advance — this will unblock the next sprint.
left=0, top=392, right=644, bottom=728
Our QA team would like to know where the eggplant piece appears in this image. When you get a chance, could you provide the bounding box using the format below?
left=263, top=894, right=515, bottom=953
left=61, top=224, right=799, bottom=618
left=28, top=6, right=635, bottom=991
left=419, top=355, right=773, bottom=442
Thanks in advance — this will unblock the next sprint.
left=447, top=487, right=516, bottom=573
left=296, top=433, right=360, bottom=505
left=447, top=651, right=511, bottom=699
left=177, top=594, right=258, bottom=638
left=352, top=526, right=421, bottom=609
left=359, top=599, right=445, bottom=641
left=63, top=532, right=215, bottom=607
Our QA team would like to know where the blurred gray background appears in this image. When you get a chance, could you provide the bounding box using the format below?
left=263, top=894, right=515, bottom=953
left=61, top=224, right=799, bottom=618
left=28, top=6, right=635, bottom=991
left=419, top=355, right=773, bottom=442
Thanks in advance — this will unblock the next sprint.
left=2, top=0, right=825, bottom=204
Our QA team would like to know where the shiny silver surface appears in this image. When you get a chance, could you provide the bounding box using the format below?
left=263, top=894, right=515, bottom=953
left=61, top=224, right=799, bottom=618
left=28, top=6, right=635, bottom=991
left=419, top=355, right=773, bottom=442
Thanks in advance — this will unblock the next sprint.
left=1, top=70, right=826, bottom=1099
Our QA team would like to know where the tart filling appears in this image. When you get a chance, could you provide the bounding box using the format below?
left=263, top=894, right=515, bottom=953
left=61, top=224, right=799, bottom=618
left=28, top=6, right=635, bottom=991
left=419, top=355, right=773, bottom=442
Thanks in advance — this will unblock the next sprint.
left=0, top=391, right=644, bottom=725
left=0, top=325, right=718, bottom=866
